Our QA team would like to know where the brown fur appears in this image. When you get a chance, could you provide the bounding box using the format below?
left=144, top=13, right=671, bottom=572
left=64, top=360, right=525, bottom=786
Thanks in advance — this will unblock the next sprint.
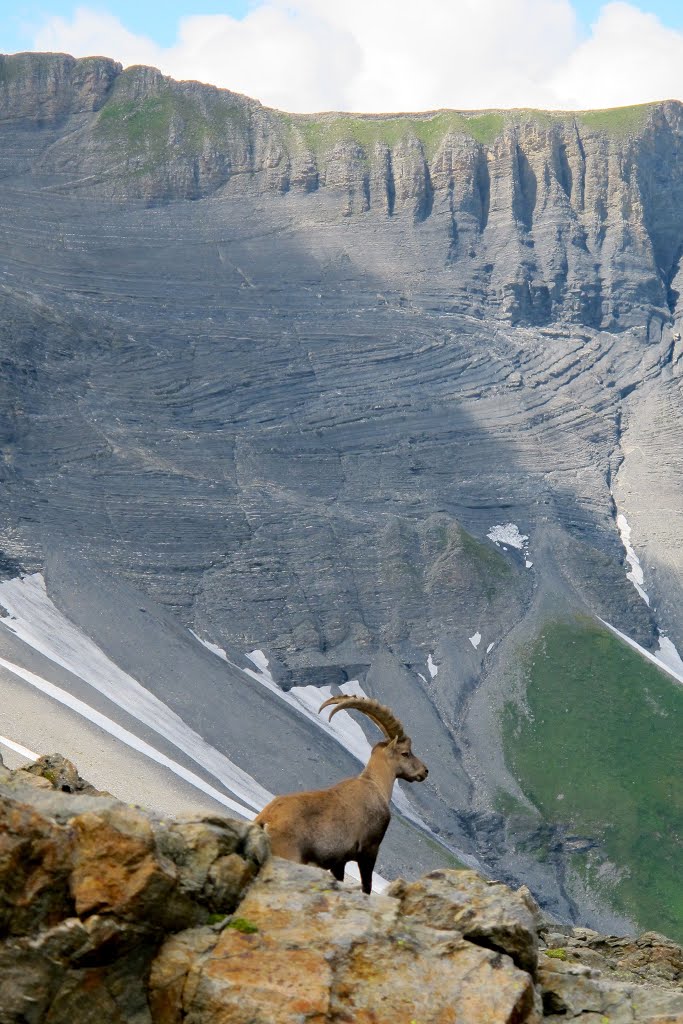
left=255, top=733, right=428, bottom=893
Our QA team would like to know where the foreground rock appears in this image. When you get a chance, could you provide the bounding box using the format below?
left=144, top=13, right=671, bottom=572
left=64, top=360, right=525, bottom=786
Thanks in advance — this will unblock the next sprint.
left=1, top=755, right=682, bottom=1023
left=0, top=755, right=268, bottom=1023
left=150, top=859, right=541, bottom=1024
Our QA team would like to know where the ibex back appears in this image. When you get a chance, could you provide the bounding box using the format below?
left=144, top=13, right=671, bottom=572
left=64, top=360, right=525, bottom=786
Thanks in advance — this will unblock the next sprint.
left=254, top=695, right=428, bottom=893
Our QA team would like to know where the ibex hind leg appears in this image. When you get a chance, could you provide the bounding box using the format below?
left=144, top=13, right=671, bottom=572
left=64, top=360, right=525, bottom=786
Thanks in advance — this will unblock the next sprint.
left=357, top=850, right=378, bottom=895
left=329, top=861, right=346, bottom=883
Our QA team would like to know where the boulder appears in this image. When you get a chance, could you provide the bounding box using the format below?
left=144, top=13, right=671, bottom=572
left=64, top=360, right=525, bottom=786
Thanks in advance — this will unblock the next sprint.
left=1, top=757, right=682, bottom=1024
left=388, top=868, right=539, bottom=974
left=149, top=858, right=542, bottom=1024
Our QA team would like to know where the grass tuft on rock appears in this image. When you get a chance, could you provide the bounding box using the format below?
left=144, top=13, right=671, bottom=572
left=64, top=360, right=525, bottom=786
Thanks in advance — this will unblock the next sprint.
left=227, top=916, right=259, bottom=934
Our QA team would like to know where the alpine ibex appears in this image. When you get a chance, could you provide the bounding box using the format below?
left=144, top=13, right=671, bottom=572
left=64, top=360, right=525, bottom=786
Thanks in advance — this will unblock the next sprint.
left=254, top=695, right=428, bottom=893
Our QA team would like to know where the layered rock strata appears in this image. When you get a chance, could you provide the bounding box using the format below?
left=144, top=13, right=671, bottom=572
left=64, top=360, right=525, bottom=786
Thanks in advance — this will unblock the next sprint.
left=4, top=52, right=683, bottom=330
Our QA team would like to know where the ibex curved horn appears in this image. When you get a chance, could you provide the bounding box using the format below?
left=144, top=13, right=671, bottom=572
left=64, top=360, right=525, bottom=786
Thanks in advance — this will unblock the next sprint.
left=318, top=695, right=406, bottom=740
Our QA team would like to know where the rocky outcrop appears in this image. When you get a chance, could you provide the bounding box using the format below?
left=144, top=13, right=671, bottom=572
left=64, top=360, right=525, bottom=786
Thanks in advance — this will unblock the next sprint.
left=0, top=754, right=268, bottom=1023
left=1, top=755, right=682, bottom=1024
left=0, top=52, right=119, bottom=122
left=149, top=859, right=541, bottom=1024
left=537, top=925, right=683, bottom=1021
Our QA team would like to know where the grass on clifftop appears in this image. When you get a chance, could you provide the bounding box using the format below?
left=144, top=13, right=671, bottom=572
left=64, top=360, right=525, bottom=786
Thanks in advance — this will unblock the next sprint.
left=282, top=111, right=506, bottom=158
left=281, top=103, right=654, bottom=158
left=576, top=103, right=656, bottom=136
left=93, top=72, right=654, bottom=169
left=503, top=617, right=683, bottom=941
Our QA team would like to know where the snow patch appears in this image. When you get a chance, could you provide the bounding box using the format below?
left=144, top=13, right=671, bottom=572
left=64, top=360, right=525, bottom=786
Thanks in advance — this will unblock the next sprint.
left=246, top=649, right=271, bottom=674
left=615, top=513, right=650, bottom=605
left=427, top=654, right=438, bottom=678
left=0, top=654, right=261, bottom=818
left=487, top=523, right=528, bottom=550
left=488, top=522, right=533, bottom=568
left=190, top=630, right=228, bottom=662
left=655, top=635, right=683, bottom=675
left=486, top=643, right=495, bottom=654
left=0, top=735, right=38, bottom=761
left=469, top=631, right=482, bottom=650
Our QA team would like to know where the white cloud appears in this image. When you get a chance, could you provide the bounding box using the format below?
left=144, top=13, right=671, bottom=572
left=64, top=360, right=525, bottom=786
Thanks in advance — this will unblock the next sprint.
left=33, top=6, right=164, bottom=69
left=27, top=1, right=683, bottom=113
left=550, top=2, right=683, bottom=108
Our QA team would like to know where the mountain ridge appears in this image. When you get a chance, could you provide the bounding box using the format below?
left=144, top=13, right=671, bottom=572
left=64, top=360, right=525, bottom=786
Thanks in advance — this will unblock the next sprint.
left=3, top=51, right=683, bottom=330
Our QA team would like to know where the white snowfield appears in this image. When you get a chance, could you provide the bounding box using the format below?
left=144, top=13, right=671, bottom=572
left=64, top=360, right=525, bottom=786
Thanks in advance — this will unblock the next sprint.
left=0, top=654, right=258, bottom=818
left=616, top=513, right=650, bottom=605
left=487, top=523, right=533, bottom=569
left=0, top=576, right=399, bottom=891
left=486, top=523, right=528, bottom=550
left=656, top=635, right=683, bottom=675
left=0, top=734, right=38, bottom=761
left=611, top=511, right=683, bottom=673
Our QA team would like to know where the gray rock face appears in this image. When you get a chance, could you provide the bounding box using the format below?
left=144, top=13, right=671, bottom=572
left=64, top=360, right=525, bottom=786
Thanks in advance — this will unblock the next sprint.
left=0, top=52, right=119, bottom=123
left=3, top=54, right=683, bottom=331
left=1, top=53, right=682, bottom=938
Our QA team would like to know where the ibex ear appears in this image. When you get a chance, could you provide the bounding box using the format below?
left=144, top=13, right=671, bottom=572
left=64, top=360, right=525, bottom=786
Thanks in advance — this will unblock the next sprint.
left=387, top=736, right=399, bottom=750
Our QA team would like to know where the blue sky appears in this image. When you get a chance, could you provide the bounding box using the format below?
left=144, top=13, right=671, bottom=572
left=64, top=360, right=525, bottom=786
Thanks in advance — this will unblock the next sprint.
left=575, top=0, right=683, bottom=27
left=3, top=1, right=683, bottom=113
left=2, top=2, right=249, bottom=51
left=2, top=0, right=683, bottom=52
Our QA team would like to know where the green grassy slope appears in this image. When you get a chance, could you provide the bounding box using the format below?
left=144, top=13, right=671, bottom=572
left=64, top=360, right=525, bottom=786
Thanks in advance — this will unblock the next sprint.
left=92, top=71, right=657, bottom=166
left=503, top=618, right=683, bottom=941
left=281, top=103, right=655, bottom=157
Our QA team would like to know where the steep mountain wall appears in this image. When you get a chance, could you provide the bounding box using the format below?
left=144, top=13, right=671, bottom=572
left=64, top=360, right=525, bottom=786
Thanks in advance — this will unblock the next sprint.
left=4, top=52, right=683, bottom=330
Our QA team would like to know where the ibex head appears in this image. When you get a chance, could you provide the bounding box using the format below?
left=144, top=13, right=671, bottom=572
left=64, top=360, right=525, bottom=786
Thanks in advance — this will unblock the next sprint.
left=318, top=695, right=429, bottom=783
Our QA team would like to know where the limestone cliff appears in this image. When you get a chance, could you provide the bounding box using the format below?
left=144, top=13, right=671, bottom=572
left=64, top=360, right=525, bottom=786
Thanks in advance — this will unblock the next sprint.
left=3, top=52, right=683, bottom=329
